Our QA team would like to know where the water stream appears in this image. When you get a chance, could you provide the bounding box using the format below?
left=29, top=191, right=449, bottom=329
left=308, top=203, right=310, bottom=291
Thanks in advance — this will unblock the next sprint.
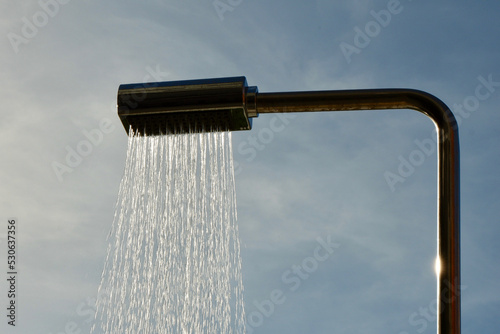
left=92, top=131, right=246, bottom=333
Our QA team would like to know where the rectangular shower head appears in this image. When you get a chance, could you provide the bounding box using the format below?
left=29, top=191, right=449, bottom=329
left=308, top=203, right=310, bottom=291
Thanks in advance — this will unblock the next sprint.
left=117, top=76, right=257, bottom=136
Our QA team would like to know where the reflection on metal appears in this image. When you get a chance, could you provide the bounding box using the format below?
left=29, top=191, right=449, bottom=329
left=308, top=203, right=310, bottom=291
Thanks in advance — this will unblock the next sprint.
left=118, top=77, right=461, bottom=334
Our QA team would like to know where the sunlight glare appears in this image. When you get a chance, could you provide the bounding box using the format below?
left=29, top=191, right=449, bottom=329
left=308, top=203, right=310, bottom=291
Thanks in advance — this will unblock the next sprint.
left=435, top=256, right=442, bottom=276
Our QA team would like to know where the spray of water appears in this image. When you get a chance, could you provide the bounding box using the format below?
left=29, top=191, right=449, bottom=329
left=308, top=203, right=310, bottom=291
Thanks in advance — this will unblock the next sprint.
left=92, top=130, right=246, bottom=333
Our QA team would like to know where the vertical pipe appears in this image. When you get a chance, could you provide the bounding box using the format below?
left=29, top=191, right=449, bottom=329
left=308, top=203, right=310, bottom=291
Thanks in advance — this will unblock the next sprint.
left=436, top=112, right=461, bottom=334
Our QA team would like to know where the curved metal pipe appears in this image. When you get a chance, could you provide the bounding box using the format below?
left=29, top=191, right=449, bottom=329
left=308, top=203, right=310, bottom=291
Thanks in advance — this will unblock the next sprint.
left=253, top=88, right=460, bottom=334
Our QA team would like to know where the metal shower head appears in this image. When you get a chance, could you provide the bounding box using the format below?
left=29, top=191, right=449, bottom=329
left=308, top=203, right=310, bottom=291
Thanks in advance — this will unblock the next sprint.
left=117, top=76, right=258, bottom=136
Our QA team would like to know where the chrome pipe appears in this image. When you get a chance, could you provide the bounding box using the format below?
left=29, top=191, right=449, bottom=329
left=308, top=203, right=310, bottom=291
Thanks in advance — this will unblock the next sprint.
left=253, top=88, right=460, bottom=334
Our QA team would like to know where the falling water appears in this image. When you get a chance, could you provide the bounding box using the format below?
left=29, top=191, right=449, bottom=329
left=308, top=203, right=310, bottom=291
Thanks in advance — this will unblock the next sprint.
left=92, top=130, right=246, bottom=333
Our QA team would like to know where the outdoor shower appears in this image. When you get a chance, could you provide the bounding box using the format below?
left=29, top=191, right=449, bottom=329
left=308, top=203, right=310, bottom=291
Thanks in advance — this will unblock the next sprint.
left=117, top=76, right=460, bottom=334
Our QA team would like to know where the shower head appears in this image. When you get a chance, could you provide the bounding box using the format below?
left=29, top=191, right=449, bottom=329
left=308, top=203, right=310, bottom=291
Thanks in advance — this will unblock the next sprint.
left=117, top=76, right=258, bottom=136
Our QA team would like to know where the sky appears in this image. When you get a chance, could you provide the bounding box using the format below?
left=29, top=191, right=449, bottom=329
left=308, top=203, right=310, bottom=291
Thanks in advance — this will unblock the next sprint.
left=1, top=0, right=499, bottom=333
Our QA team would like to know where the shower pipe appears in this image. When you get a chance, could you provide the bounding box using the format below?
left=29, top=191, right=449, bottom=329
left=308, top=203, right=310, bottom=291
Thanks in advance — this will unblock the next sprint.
left=117, top=77, right=460, bottom=334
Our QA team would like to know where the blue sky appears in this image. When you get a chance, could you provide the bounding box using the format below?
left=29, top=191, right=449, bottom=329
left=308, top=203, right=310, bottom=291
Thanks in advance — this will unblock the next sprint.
left=1, top=0, right=499, bottom=333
